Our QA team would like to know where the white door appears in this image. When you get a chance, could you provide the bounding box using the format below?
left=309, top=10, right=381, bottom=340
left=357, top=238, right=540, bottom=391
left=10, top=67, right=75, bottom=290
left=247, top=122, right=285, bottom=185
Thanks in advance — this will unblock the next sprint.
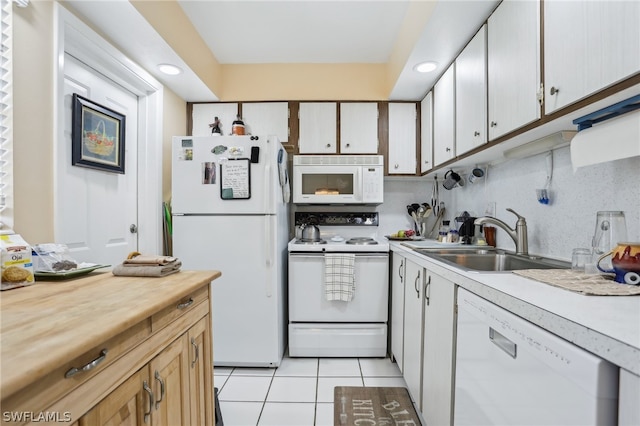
left=173, top=214, right=284, bottom=367
left=59, top=54, right=138, bottom=265
left=403, top=258, right=424, bottom=405
left=390, top=252, right=406, bottom=372
left=487, top=0, right=540, bottom=140
left=433, top=63, right=456, bottom=166
left=191, top=103, right=238, bottom=136
left=420, top=92, right=433, bottom=174
left=241, top=102, right=289, bottom=142
left=544, top=1, right=640, bottom=114
left=388, top=103, right=417, bottom=175
left=298, top=102, right=337, bottom=154
left=339, top=102, right=379, bottom=154
left=456, top=25, right=487, bottom=156
left=421, top=272, right=456, bottom=426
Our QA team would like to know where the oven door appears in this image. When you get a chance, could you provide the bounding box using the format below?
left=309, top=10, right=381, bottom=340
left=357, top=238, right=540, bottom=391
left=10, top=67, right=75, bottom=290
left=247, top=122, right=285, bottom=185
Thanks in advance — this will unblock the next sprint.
left=288, top=252, right=389, bottom=322
left=292, top=165, right=362, bottom=204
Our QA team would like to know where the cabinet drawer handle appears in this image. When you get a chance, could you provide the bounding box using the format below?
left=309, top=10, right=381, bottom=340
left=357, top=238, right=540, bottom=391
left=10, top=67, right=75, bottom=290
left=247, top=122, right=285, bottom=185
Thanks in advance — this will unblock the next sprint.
left=64, top=349, right=108, bottom=378
left=398, top=260, right=404, bottom=282
left=550, top=86, right=559, bottom=95
left=143, top=380, right=154, bottom=423
left=414, top=270, right=421, bottom=298
left=191, top=337, right=200, bottom=368
left=489, top=327, right=517, bottom=359
left=154, top=370, right=165, bottom=409
left=176, top=298, right=194, bottom=310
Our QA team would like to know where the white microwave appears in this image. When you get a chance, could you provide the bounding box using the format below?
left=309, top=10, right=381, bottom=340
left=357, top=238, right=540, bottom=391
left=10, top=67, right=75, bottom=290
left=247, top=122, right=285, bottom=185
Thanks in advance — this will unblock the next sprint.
left=292, top=155, right=384, bottom=205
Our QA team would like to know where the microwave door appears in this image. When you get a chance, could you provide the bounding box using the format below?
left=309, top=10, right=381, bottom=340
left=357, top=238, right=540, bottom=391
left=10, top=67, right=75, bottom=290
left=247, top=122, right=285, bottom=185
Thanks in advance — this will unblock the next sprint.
left=294, top=166, right=360, bottom=203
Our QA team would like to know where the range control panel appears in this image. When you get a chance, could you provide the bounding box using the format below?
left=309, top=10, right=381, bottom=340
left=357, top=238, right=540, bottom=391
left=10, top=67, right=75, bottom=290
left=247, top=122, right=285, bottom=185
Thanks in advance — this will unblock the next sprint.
left=294, top=212, right=379, bottom=227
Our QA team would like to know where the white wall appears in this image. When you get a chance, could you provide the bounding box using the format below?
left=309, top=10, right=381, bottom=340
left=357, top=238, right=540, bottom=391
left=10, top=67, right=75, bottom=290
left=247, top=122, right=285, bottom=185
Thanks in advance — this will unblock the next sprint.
left=379, top=147, right=640, bottom=261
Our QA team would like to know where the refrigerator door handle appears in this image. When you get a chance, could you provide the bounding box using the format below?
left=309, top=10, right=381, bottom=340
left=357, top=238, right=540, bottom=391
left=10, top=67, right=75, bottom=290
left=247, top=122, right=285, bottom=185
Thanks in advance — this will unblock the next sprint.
left=265, top=159, right=272, bottom=213
left=265, top=217, right=273, bottom=297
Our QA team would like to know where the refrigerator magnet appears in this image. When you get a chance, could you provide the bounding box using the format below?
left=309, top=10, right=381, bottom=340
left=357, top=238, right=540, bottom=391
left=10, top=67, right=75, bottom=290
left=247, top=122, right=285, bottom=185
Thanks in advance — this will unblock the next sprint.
left=202, top=162, right=216, bottom=185
left=212, top=145, right=227, bottom=155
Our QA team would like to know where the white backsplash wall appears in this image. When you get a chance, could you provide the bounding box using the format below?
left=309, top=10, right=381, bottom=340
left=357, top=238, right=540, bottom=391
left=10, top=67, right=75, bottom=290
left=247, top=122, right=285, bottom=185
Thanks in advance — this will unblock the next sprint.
left=431, top=147, right=640, bottom=261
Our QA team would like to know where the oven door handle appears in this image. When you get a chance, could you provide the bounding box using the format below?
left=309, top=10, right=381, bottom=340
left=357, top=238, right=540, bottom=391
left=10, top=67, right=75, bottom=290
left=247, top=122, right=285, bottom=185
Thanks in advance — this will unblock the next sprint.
left=289, top=253, right=388, bottom=259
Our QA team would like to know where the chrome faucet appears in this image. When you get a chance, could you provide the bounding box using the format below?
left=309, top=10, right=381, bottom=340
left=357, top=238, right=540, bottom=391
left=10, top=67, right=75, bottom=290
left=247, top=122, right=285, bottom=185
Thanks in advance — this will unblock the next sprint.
left=474, top=208, right=529, bottom=255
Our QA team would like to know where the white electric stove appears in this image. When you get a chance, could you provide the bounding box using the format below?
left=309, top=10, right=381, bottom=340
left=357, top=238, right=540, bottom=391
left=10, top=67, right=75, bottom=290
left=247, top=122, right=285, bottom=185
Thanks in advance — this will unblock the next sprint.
left=288, top=213, right=390, bottom=253
left=288, top=212, right=390, bottom=357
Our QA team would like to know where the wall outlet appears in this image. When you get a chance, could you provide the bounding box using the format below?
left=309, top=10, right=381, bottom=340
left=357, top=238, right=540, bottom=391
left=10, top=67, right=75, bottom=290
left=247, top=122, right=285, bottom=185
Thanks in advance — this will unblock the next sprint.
left=485, top=202, right=496, bottom=217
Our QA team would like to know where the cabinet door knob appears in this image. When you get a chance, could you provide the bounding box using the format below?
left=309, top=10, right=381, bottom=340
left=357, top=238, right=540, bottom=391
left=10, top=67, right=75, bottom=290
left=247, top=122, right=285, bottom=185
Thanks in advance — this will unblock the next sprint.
left=345, top=143, right=350, bottom=148
left=550, top=86, right=559, bottom=95
left=326, top=143, right=331, bottom=148
left=490, top=121, right=497, bottom=127
left=394, top=164, right=399, bottom=169
left=424, top=160, right=429, bottom=164
left=446, top=147, right=451, bottom=152
left=474, top=131, right=480, bottom=137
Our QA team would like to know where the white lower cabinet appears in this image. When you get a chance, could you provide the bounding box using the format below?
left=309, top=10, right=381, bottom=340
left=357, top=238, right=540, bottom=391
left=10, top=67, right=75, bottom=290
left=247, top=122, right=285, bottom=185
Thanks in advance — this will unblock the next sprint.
left=402, top=258, right=424, bottom=404
left=390, top=252, right=407, bottom=372
left=421, top=271, right=456, bottom=426
left=619, top=369, right=640, bottom=426
left=392, top=251, right=457, bottom=422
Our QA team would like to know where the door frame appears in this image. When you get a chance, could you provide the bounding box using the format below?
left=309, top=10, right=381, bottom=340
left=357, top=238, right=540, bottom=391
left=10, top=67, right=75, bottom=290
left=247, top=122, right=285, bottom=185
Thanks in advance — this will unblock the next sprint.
left=53, top=4, right=163, bottom=255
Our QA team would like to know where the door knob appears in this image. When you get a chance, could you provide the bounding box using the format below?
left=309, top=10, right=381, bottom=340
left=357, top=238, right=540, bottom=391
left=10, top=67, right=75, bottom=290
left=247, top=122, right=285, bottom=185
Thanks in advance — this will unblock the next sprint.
left=130, top=224, right=138, bottom=234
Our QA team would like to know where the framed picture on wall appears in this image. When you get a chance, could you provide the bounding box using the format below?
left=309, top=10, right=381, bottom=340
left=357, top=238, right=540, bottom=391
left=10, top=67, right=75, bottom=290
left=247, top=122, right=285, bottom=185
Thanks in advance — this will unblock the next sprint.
left=72, top=93, right=126, bottom=174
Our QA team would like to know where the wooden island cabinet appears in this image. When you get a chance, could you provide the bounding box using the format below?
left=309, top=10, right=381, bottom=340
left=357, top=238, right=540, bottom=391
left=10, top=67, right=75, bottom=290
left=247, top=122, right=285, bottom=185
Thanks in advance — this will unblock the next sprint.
left=0, top=270, right=220, bottom=426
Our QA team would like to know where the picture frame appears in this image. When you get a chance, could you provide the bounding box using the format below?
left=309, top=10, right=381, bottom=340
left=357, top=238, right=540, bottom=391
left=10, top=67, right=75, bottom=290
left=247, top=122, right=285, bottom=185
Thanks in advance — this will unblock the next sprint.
left=72, top=93, right=126, bottom=174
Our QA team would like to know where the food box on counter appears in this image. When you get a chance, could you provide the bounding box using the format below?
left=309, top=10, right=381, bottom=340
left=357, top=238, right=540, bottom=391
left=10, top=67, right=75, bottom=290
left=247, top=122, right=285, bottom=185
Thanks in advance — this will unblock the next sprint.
left=1, top=234, right=35, bottom=290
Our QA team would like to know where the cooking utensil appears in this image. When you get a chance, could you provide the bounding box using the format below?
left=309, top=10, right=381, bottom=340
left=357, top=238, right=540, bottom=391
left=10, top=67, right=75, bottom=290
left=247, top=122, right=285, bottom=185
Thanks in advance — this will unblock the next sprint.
left=428, top=203, right=446, bottom=238
left=431, top=176, right=440, bottom=217
left=300, top=223, right=321, bottom=241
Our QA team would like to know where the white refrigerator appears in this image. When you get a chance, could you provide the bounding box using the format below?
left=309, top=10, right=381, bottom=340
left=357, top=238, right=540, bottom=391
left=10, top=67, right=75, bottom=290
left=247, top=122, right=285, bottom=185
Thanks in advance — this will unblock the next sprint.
left=171, top=135, right=290, bottom=367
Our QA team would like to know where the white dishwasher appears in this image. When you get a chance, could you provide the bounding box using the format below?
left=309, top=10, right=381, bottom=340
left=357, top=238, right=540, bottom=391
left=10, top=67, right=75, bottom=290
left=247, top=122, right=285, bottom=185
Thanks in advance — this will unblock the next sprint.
left=454, top=288, right=618, bottom=426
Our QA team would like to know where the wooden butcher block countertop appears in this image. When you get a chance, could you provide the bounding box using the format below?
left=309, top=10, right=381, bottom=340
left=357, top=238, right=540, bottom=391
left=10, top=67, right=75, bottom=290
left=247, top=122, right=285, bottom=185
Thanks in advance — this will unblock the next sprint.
left=0, top=270, right=221, bottom=400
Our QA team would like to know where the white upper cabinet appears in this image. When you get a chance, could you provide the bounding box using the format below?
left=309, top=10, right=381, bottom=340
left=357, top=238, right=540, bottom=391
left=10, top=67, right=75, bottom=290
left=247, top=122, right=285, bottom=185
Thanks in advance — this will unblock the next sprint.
left=241, top=102, right=289, bottom=142
left=456, top=25, right=487, bottom=156
left=433, top=63, right=456, bottom=166
left=388, top=103, right=417, bottom=175
left=191, top=103, right=238, bottom=136
left=339, top=102, right=379, bottom=154
left=544, top=1, right=640, bottom=115
left=420, top=92, right=434, bottom=174
left=298, top=102, right=337, bottom=154
left=487, top=0, right=540, bottom=140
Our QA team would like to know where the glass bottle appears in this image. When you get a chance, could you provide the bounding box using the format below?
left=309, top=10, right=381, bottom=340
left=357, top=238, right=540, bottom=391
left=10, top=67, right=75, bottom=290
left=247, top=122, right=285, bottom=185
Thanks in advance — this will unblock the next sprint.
left=438, top=220, right=451, bottom=242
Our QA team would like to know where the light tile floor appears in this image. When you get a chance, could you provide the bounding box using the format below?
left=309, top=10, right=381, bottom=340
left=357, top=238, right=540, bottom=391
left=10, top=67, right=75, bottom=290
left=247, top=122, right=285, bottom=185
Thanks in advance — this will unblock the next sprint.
left=215, top=355, right=413, bottom=426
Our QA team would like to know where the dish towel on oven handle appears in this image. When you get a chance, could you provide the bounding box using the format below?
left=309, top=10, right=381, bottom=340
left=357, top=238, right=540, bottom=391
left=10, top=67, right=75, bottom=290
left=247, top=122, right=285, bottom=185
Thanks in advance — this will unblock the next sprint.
left=325, top=253, right=355, bottom=302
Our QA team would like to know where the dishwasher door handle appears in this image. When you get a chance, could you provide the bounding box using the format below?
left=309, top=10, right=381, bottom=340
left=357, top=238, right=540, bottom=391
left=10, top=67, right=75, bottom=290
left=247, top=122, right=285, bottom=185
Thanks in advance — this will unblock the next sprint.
left=489, top=327, right=517, bottom=359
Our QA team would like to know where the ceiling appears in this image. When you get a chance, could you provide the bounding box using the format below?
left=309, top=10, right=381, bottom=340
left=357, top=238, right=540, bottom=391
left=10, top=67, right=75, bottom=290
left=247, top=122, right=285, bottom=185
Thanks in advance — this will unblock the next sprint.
left=64, top=0, right=500, bottom=102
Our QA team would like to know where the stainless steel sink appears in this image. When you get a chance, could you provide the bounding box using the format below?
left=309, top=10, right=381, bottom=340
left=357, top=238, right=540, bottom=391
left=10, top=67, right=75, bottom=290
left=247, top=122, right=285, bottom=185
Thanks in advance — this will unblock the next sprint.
left=414, top=249, right=570, bottom=272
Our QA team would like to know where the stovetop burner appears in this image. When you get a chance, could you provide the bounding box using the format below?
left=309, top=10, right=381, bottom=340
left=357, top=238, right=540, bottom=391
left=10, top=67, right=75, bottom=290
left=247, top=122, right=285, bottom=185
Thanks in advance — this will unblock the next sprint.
left=294, top=239, right=327, bottom=245
left=346, top=237, right=378, bottom=245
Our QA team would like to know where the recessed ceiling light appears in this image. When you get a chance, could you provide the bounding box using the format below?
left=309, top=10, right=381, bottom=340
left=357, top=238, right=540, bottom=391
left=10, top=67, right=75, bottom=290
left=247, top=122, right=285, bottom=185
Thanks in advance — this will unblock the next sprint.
left=413, top=61, right=438, bottom=73
left=158, top=64, right=182, bottom=76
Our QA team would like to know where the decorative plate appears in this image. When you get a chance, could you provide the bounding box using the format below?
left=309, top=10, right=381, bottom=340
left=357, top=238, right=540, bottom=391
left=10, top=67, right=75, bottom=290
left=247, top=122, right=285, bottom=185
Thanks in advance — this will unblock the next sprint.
left=34, top=264, right=111, bottom=281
